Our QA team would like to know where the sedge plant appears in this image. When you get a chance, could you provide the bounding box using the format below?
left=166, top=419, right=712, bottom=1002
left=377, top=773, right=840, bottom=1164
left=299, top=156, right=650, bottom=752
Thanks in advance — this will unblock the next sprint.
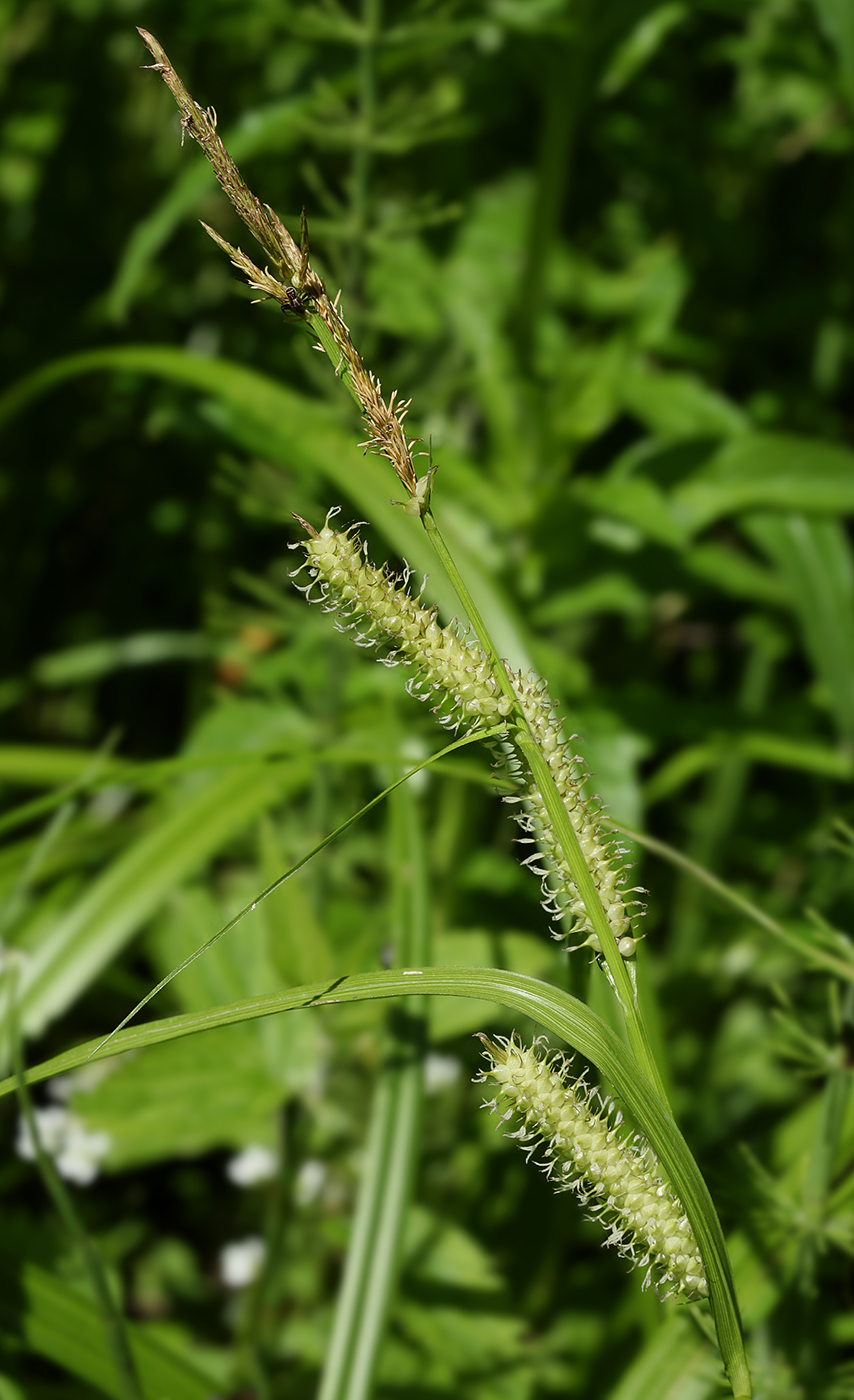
left=138, top=29, right=749, bottom=1394
left=3, top=30, right=753, bottom=1400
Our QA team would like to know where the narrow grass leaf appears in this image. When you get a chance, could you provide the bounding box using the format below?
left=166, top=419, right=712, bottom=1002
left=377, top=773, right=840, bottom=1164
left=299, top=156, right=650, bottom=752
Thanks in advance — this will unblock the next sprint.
left=8, top=762, right=311, bottom=1042
left=0, top=1263, right=214, bottom=1400
left=743, top=513, right=854, bottom=740
left=320, top=781, right=429, bottom=1400
left=0, top=968, right=751, bottom=1398
left=674, top=434, right=854, bottom=532
left=0, top=347, right=533, bottom=670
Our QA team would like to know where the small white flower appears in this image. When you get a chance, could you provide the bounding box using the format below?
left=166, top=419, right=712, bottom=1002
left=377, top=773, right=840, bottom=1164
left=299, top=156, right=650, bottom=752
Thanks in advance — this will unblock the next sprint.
left=47, top=1061, right=115, bottom=1103
left=219, top=1236, right=267, bottom=1289
left=424, top=1053, right=461, bottom=1095
left=399, top=736, right=430, bottom=793
left=225, top=1144, right=279, bottom=1187
left=16, top=1107, right=111, bottom=1187
left=0, top=944, right=29, bottom=978
left=87, top=785, right=132, bottom=825
left=294, top=1158, right=326, bottom=1206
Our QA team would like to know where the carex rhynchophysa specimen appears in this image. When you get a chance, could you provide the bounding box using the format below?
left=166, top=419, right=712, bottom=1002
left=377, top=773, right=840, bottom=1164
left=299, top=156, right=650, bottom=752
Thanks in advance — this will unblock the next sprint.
left=137, top=28, right=649, bottom=988
left=137, top=27, right=713, bottom=1307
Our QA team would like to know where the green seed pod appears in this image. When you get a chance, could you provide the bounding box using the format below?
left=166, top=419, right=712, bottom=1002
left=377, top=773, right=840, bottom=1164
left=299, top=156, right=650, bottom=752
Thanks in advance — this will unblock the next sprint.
left=509, top=671, right=643, bottom=951
left=292, top=517, right=513, bottom=728
left=479, top=1035, right=708, bottom=1302
left=293, top=518, right=642, bottom=958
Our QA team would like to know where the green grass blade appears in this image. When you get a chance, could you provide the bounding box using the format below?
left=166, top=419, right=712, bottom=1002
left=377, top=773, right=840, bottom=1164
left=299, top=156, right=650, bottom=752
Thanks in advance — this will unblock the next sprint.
left=0, top=745, right=128, bottom=788
left=319, top=780, right=429, bottom=1400
left=613, top=823, right=854, bottom=984
left=0, top=347, right=532, bottom=669
left=9, top=984, right=145, bottom=1400
left=87, top=727, right=500, bottom=1059
left=0, top=1263, right=214, bottom=1399
left=744, top=512, right=854, bottom=741
left=0, top=967, right=750, bottom=1397
left=7, top=762, right=312, bottom=1043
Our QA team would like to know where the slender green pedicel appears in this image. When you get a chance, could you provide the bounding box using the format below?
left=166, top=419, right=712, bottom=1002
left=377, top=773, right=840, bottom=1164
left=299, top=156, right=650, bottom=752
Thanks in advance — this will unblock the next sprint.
left=480, top=1035, right=708, bottom=1302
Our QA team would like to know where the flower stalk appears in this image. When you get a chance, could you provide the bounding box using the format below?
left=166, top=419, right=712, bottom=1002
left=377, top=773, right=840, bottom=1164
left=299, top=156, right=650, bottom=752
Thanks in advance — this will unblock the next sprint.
left=138, top=28, right=430, bottom=515
left=138, top=27, right=667, bottom=1108
left=294, top=515, right=665, bottom=1106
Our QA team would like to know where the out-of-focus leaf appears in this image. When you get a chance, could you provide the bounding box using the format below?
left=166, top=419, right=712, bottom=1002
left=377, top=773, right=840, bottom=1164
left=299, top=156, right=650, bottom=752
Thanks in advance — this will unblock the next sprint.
left=811, top=0, right=854, bottom=105
left=0, top=746, right=127, bottom=788
left=0, top=968, right=751, bottom=1394
left=0, top=1263, right=215, bottom=1399
left=71, top=1022, right=310, bottom=1167
left=621, top=363, right=748, bottom=440
left=572, top=475, right=689, bottom=548
left=9, top=761, right=312, bottom=1041
left=365, top=235, right=444, bottom=342
left=605, top=1310, right=722, bottom=1400
left=744, top=513, right=854, bottom=741
left=673, top=434, right=854, bottom=533
left=600, top=4, right=690, bottom=97
left=30, top=633, right=212, bottom=686
left=402, top=1206, right=503, bottom=1293
left=390, top=1301, right=528, bottom=1378
left=533, top=573, right=650, bottom=624
left=646, top=732, right=854, bottom=805
left=0, top=346, right=533, bottom=671
left=682, top=543, right=789, bottom=606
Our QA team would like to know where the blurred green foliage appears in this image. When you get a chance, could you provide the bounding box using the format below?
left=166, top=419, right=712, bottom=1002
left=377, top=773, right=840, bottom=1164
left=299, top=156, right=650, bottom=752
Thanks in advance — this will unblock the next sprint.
left=2, top=0, right=854, bottom=1396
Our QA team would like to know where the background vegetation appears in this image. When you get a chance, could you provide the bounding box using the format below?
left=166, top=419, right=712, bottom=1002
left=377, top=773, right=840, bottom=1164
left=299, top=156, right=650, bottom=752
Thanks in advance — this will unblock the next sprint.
left=1, top=0, right=854, bottom=1395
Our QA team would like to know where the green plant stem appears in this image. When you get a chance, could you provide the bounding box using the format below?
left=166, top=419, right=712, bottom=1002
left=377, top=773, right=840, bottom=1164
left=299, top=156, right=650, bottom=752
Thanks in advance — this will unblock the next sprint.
left=422, top=505, right=670, bottom=1108
left=515, top=0, right=591, bottom=369
left=671, top=621, right=780, bottom=967
left=0, top=967, right=750, bottom=1398
left=349, top=0, right=381, bottom=298
left=615, top=823, right=854, bottom=985
left=319, top=777, right=428, bottom=1400
left=7, top=975, right=145, bottom=1400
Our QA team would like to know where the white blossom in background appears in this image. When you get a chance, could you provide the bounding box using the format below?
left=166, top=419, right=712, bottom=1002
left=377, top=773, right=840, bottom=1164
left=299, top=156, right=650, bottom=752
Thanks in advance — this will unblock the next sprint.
left=225, top=1144, right=279, bottom=1187
left=87, top=784, right=132, bottom=825
left=47, top=1061, right=115, bottom=1102
left=219, top=1236, right=267, bottom=1289
left=399, top=736, right=430, bottom=794
left=0, top=943, right=29, bottom=978
left=16, top=1107, right=111, bottom=1187
left=294, top=1158, right=326, bottom=1207
left=424, top=1053, right=461, bottom=1095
